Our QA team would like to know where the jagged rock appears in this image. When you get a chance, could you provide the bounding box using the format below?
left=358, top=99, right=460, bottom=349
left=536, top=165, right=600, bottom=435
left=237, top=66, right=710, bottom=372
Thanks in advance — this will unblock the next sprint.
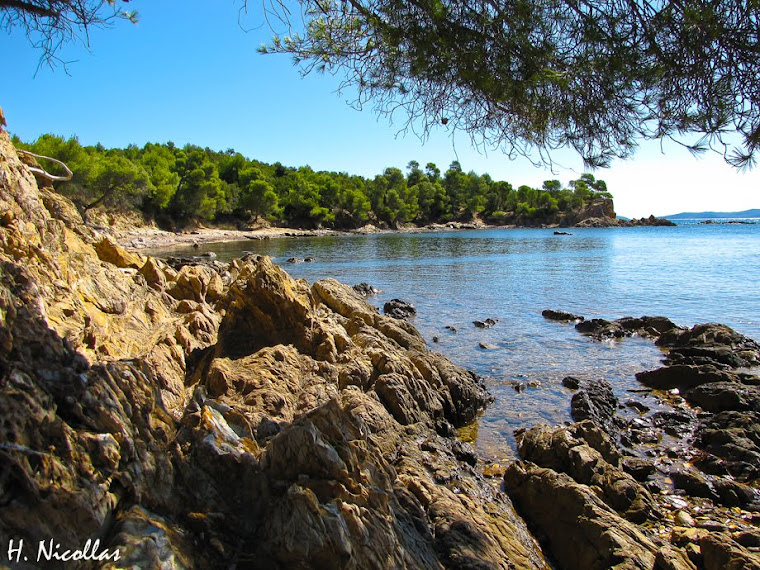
left=695, top=411, right=760, bottom=480
left=685, top=381, right=760, bottom=413
left=138, top=256, right=168, bottom=290
left=168, top=264, right=225, bottom=304
left=711, top=478, right=760, bottom=509
left=503, top=462, right=695, bottom=570
left=542, top=309, right=584, bottom=322
left=95, top=235, right=145, bottom=269
left=516, top=422, right=659, bottom=523
left=103, top=506, right=199, bottom=569
left=570, top=378, right=619, bottom=436
left=700, top=533, right=760, bottom=569
left=0, top=128, right=546, bottom=569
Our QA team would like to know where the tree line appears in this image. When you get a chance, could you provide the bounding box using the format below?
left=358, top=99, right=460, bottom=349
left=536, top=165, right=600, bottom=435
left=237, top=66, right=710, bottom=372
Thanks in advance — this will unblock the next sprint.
left=14, top=134, right=612, bottom=229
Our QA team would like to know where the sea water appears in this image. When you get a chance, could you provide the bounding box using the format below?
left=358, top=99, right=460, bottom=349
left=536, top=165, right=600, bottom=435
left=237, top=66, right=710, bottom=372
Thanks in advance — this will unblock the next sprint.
left=155, top=223, right=760, bottom=460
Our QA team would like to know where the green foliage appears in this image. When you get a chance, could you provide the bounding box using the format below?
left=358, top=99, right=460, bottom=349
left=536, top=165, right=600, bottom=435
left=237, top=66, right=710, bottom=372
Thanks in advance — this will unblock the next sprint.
left=262, top=0, right=760, bottom=169
left=18, top=134, right=614, bottom=228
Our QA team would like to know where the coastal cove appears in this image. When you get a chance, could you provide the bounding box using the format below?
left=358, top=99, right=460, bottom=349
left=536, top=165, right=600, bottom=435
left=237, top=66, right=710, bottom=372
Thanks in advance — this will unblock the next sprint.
left=149, top=224, right=760, bottom=458
left=3, top=126, right=760, bottom=568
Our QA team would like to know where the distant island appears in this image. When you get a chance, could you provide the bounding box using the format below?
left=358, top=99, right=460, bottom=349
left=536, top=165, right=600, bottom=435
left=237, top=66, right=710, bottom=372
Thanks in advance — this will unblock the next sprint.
left=664, top=208, right=760, bottom=220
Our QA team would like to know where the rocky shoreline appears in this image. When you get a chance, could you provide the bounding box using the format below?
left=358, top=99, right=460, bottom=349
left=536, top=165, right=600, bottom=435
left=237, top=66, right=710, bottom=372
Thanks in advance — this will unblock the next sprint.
left=112, top=213, right=674, bottom=252
left=1, top=129, right=758, bottom=569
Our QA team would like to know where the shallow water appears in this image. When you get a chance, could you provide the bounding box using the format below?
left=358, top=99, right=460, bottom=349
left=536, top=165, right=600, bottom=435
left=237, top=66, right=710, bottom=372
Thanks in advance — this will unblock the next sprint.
left=152, top=224, right=760, bottom=460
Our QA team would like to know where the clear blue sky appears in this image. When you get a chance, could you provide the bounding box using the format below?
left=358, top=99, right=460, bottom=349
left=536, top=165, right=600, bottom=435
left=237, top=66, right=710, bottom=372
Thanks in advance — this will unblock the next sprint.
left=1, top=0, right=758, bottom=218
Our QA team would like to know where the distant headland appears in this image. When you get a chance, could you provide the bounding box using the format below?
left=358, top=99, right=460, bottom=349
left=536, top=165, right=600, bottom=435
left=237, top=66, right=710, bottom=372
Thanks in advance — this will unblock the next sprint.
left=664, top=208, right=760, bottom=220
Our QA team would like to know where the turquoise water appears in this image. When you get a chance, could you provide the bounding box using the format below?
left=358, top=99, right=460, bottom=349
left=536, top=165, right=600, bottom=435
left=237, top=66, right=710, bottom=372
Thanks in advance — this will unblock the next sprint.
left=154, top=224, right=760, bottom=459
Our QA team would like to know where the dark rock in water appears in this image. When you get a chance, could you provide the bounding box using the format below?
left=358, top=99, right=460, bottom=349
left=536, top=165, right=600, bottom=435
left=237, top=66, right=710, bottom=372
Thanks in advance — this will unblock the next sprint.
left=685, top=381, right=760, bottom=413
left=562, top=376, right=581, bottom=390
left=636, top=364, right=739, bottom=390
left=625, top=399, right=651, bottom=414
left=473, top=317, right=498, bottom=328
left=303, top=256, right=315, bottom=262
left=542, top=309, right=584, bottom=322
left=575, top=318, right=617, bottom=336
left=666, top=345, right=744, bottom=368
left=383, top=298, right=417, bottom=320
left=352, top=282, right=380, bottom=297
left=553, top=231, right=572, bottom=235
left=570, top=378, right=619, bottom=436
left=444, top=325, right=457, bottom=333
left=657, top=323, right=760, bottom=368
left=576, top=315, right=678, bottom=340
left=286, top=257, right=301, bottom=263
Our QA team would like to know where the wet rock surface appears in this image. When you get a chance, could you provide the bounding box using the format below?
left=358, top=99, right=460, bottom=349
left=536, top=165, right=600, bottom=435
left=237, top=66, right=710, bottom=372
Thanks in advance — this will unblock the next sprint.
left=0, top=131, right=549, bottom=569
left=528, top=311, right=760, bottom=568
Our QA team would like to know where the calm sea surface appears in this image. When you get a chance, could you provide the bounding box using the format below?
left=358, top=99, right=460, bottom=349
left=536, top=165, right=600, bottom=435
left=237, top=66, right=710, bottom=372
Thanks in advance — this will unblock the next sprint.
left=154, top=223, right=760, bottom=460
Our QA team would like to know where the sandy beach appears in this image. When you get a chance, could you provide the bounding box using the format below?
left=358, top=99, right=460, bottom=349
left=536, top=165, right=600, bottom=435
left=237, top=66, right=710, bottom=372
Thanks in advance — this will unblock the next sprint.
left=115, top=221, right=492, bottom=251
left=115, top=226, right=351, bottom=251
